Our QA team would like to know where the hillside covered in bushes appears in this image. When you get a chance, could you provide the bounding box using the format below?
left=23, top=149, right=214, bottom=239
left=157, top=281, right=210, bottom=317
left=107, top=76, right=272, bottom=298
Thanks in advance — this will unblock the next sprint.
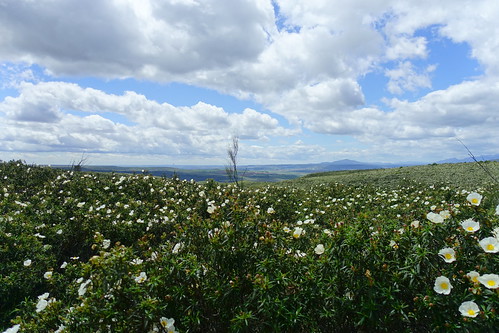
left=1, top=161, right=498, bottom=332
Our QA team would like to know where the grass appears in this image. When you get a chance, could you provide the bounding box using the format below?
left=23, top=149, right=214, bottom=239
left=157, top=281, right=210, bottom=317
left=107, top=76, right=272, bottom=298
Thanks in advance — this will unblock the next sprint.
left=285, top=161, right=499, bottom=189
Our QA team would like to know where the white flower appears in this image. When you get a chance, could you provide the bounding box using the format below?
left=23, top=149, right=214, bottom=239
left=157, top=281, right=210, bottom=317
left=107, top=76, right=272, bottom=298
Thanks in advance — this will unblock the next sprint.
left=130, top=258, right=144, bottom=265
left=292, top=227, right=304, bottom=239
left=38, top=292, right=49, bottom=300
left=495, top=204, right=499, bottom=215
left=410, top=220, right=420, bottom=228
left=159, top=317, right=177, bottom=333
left=44, top=271, right=53, bottom=279
left=477, top=274, right=499, bottom=289
left=160, top=317, right=175, bottom=328
left=467, top=271, right=480, bottom=283
left=172, top=243, right=183, bottom=254
left=294, top=250, right=306, bottom=258
left=207, top=204, right=216, bottom=214
left=102, top=239, right=111, bottom=249
left=479, top=237, right=499, bottom=253
left=439, top=210, right=451, bottom=219
left=434, top=276, right=452, bottom=295
left=3, top=324, right=21, bottom=333
left=438, top=248, right=456, bottom=263
left=78, top=279, right=91, bottom=296
left=36, top=299, right=48, bottom=313
left=314, top=244, right=325, bottom=255
left=460, top=219, right=480, bottom=233
left=54, top=324, right=66, bottom=333
left=459, top=301, right=479, bottom=318
left=267, top=207, right=275, bottom=214
left=427, top=212, right=444, bottom=223
left=283, top=227, right=291, bottom=233
left=466, top=192, right=482, bottom=206
left=23, top=259, right=32, bottom=267
left=135, top=272, right=147, bottom=283
left=60, top=261, right=67, bottom=269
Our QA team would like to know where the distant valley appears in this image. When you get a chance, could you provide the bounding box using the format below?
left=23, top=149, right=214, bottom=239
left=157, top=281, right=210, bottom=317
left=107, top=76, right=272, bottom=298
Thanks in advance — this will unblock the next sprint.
left=53, top=159, right=417, bottom=182
left=52, top=155, right=499, bottom=183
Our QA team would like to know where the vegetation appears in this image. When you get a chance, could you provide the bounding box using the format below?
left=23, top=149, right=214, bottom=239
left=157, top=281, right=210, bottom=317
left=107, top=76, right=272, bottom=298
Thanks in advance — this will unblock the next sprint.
left=1, top=160, right=498, bottom=332
left=288, top=161, right=499, bottom=189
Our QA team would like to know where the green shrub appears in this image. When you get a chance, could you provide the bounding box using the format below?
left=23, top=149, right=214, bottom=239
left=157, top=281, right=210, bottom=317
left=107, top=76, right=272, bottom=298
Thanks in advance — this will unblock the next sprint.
left=1, top=161, right=497, bottom=332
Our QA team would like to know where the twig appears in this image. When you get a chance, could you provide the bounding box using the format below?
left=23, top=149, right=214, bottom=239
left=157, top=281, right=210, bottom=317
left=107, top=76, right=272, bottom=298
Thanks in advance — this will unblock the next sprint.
left=456, top=138, right=499, bottom=184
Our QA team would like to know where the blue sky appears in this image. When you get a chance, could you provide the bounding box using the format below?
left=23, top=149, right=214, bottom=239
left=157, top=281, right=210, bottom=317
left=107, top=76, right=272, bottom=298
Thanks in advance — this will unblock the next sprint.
left=1, top=0, right=498, bottom=166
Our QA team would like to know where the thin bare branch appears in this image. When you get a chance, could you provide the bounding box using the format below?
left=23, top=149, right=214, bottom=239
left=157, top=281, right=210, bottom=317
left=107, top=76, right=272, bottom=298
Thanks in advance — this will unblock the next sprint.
left=456, top=138, right=498, bottom=184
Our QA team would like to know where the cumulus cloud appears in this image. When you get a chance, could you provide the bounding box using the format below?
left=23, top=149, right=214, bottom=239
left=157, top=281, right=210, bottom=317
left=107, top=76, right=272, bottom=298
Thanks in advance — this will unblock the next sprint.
left=387, top=0, right=499, bottom=72
left=0, top=0, right=274, bottom=78
left=0, top=82, right=294, bottom=159
left=1, top=0, right=499, bottom=163
left=385, top=35, right=428, bottom=60
left=314, top=79, right=499, bottom=160
left=385, top=61, right=435, bottom=94
left=266, top=78, right=365, bottom=127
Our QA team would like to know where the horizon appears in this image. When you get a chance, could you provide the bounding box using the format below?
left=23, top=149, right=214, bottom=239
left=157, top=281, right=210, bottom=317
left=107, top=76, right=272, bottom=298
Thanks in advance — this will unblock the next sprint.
left=1, top=1, right=498, bottom=166
left=23, top=155, right=499, bottom=169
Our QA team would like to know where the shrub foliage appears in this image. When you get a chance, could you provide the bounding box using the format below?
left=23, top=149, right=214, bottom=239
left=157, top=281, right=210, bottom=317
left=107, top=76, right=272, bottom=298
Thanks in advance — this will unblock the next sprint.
left=1, top=160, right=498, bottom=332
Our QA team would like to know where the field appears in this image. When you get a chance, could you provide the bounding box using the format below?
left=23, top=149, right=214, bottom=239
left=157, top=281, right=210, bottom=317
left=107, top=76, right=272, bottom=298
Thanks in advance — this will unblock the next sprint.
left=1, top=160, right=498, bottom=332
left=286, top=161, right=499, bottom=189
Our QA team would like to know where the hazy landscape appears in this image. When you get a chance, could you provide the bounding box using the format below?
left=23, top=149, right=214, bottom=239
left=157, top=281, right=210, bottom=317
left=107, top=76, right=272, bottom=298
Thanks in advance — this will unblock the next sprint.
left=51, top=154, right=499, bottom=183
left=2, top=0, right=499, bottom=332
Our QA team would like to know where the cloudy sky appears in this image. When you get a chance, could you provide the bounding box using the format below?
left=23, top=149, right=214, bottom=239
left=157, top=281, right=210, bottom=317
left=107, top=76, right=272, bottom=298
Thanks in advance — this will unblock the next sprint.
left=1, top=0, right=498, bottom=166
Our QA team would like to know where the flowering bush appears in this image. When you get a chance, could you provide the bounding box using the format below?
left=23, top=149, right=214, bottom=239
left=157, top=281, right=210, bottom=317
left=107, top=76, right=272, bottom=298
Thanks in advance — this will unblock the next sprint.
left=0, top=161, right=498, bottom=332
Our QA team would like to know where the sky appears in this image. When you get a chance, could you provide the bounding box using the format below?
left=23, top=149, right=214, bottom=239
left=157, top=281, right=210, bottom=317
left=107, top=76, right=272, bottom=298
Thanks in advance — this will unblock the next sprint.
left=0, top=0, right=498, bottom=166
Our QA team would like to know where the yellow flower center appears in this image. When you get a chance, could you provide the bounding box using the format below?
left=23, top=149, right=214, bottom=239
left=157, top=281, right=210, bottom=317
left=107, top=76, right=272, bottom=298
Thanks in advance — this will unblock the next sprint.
left=471, top=198, right=478, bottom=204
left=486, top=244, right=495, bottom=251
left=441, top=282, right=448, bottom=289
left=444, top=253, right=453, bottom=260
left=487, top=280, right=496, bottom=287
left=472, top=277, right=479, bottom=283
left=467, top=309, right=476, bottom=316
left=467, top=226, right=474, bottom=231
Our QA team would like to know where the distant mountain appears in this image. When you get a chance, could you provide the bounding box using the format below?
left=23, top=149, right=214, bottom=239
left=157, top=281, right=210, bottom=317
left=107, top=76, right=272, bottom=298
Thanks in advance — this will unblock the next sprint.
left=436, top=154, right=499, bottom=164
left=243, top=159, right=415, bottom=174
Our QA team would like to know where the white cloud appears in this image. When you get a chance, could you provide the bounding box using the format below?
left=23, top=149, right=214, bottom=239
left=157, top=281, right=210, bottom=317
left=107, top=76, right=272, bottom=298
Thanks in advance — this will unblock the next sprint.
left=314, top=79, right=499, bottom=159
left=0, top=0, right=274, bottom=78
left=387, top=0, right=499, bottom=73
left=267, top=78, right=365, bottom=127
left=0, top=63, right=39, bottom=89
left=1, top=0, right=499, bottom=163
left=242, top=141, right=328, bottom=162
left=385, top=35, right=428, bottom=60
left=385, top=61, right=435, bottom=94
left=0, top=82, right=293, bottom=160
